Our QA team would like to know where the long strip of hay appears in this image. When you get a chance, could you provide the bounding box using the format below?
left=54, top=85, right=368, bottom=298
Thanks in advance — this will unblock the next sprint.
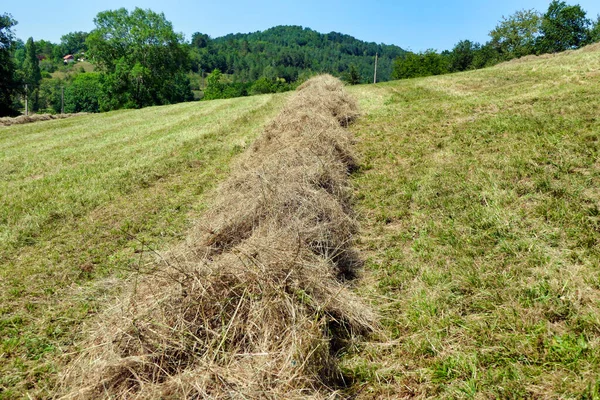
left=59, top=75, right=374, bottom=399
left=0, top=113, right=85, bottom=127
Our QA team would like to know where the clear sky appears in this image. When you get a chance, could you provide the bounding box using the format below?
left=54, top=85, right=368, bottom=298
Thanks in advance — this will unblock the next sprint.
left=5, top=0, right=600, bottom=52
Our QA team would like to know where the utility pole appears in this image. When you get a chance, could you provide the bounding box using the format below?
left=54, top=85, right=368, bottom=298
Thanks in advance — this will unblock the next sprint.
left=374, top=53, right=378, bottom=84
left=61, top=86, right=64, bottom=114
left=25, top=84, right=28, bottom=116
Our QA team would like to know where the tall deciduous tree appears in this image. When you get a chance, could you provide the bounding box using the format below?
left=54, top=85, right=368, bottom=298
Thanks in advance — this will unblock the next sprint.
left=0, top=13, right=20, bottom=116
left=203, top=69, right=224, bottom=100
left=86, top=8, right=192, bottom=109
left=22, top=37, right=41, bottom=111
left=60, top=31, right=89, bottom=55
left=490, top=9, right=542, bottom=59
left=590, top=15, right=600, bottom=43
left=538, top=1, right=590, bottom=53
left=449, top=40, right=479, bottom=72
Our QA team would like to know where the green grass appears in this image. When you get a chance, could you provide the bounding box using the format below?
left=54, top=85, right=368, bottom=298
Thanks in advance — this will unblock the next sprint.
left=0, top=93, right=287, bottom=398
left=343, top=46, right=600, bottom=398
left=3, top=46, right=600, bottom=399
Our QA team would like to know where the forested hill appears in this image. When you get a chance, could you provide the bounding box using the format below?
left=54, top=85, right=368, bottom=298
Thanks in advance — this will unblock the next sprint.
left=190, top=25, right=406, bottom=83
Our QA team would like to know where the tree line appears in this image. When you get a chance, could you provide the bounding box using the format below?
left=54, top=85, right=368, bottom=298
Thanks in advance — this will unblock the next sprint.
left=392, top=1, right=600, bottom=79
left=1, top=2, right=599, bottom=117
left=0, top=11, right=405, bottom=117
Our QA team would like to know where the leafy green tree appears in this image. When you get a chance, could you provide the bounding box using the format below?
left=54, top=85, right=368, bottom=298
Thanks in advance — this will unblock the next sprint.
left=250, top=76, right=276, bottom=95
left=392, top=50, right=449, bottom=80
left=0, top=13, right=20, bottom=116
left=490, top=9, right=542, bottom=59
left=422, top=49, right=449, bottom=75
left=392, top=53, right=425, bottom=79
left=203, top=69, right=226, bottom=99
left=449, top=40, right=479, bottom=72
left=344, top=64, right=361, bottom=85
left=86, top=8, right=192, bottom=109
left=538, top=1, right=590, bottom=53
left=22, top=37, right=42, bottom=111
left=36, top=39, right=57, bottom=60
left=60, top=31, right=88, bottom=55
left=12, top=39, right=25, bottom=69
left=191, top=32, right=211, bottom=49
left=38, top=78, right=63, bottom=113
left=471, top=42, right=501, bottom=69
left=590, top=16, right=600, bottom=43
left=64, top=73, right=103, bottom=113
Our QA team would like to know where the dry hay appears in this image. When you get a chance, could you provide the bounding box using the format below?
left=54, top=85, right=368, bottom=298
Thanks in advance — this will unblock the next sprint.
left=578, top=42, right=600, bottom=53
left=58, top=75, right=375, bottom=399
left=0, top=113, right=86, bottom=127
left=497, top=44, right=600, bottom=66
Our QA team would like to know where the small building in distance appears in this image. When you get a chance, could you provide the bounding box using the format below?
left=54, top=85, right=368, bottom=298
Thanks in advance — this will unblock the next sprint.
left=63, top=54, right=75, bottom=64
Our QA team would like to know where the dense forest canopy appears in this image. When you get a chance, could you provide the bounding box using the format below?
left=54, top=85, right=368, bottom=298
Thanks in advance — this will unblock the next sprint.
left=190, top=25, right=405, bottom=83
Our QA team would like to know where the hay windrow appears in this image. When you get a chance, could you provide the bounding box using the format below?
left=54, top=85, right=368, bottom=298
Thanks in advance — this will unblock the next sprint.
left=0, top=113, right=86, bottom=127
left=59, top=75, right=374, bottom=399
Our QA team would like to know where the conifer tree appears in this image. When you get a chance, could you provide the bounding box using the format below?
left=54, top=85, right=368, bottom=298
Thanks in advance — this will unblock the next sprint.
left=345, top=64, right=362, bottom=85
left=22, top=37, right=41, bottom=111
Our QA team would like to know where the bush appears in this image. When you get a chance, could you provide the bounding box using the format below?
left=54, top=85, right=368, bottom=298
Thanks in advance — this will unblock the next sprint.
left=38, top=78, right=63, bottom=113
left=64, top=73, right=102, bottom=113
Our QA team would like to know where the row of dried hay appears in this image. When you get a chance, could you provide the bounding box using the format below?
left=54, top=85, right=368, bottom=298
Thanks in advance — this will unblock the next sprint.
left=58, top=75, right=374, bottom=399
left=0, top=113, right=85, bottom=127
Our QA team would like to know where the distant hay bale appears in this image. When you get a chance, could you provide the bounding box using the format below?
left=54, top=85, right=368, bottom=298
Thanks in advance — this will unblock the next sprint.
left=58, top=74, right=373, bottom=399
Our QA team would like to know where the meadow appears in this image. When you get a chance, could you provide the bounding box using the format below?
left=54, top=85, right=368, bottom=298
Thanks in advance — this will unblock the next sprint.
left=1, top=43, right=600, bottom=398
left=345, top=44, right=600, bottom=398
left=0, top=93, right=287, bottom=397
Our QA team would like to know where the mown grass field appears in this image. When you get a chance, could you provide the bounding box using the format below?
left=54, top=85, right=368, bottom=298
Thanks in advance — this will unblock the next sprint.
left=344, top=45, right=600, bottom=398
left=0, top=93, right=287, bottom=398
left=2, top=45, right=600, bottom=399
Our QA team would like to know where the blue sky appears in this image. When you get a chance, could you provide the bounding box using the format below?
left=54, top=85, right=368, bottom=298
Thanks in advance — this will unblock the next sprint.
left=5, top=0, right=600, bottom=51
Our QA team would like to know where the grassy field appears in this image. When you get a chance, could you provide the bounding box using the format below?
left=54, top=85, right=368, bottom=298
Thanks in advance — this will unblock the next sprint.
left=344, top=45, right=600, bottom=398
left=0, top=93, right=286, bottom=397
left=2, top=45, right=600, bottom=399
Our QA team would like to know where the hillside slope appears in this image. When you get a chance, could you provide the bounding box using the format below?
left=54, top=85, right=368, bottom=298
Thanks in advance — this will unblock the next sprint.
left=345, top=45, right=600, bottom=398
left=2, top=44, right=600, bottom=398
left=0, top=93, right=287, bottom=397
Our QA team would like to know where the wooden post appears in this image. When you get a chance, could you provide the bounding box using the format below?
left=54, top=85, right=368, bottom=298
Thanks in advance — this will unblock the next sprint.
left=61, top=86, right=64, bottom=114
left=374, top=53, right=378, bottom=84
left=25, top=84, right=28, bottom=116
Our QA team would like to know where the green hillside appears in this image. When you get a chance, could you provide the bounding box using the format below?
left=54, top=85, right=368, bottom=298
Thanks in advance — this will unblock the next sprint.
left=1, top=44, right=600, bottom=398
left=345, top=44, right=600, bottom=398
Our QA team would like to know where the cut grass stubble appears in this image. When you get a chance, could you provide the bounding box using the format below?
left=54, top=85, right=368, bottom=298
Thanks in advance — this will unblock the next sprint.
left=343, top=44, right=600, bottom=398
